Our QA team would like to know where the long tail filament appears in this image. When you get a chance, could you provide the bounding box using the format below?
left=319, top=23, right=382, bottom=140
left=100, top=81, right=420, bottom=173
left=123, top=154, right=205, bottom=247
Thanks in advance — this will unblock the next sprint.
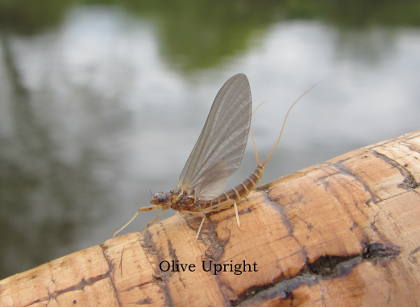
left=261, top=82, right=320, bottom=166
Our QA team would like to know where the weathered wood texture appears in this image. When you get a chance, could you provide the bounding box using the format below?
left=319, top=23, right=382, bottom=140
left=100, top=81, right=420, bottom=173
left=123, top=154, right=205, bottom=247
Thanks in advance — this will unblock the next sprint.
left=1, top=130, right=420, bottom=307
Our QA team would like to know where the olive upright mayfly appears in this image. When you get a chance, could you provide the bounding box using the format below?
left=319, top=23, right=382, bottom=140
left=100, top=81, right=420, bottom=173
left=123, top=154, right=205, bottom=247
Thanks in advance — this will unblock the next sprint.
left=114, top=73, right=314, bottom=238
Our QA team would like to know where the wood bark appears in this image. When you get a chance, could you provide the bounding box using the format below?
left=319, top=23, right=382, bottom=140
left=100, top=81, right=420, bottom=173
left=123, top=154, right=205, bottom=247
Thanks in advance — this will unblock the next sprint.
left=1, top=130, right=420, bottom=307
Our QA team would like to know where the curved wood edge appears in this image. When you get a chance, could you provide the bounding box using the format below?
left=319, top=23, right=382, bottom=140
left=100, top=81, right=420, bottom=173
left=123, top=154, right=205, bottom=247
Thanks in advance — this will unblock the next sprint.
left=1, top=130, right=419, bottom=307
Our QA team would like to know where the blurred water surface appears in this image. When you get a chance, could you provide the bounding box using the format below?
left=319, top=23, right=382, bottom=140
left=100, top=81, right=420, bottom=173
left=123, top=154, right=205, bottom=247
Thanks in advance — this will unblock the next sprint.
left=1, top=0, right=420, bottom=278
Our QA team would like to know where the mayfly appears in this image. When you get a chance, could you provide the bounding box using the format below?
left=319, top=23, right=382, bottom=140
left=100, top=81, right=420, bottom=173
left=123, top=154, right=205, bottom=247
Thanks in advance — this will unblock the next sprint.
left=114, top=73, right=314, bottom=238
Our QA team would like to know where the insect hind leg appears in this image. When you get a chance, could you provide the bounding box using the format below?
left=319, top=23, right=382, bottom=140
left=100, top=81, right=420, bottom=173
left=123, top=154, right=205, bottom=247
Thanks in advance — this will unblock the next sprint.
left=195, top=214, right=207, bottom=240
left=233, top=200, right=240, bottom=227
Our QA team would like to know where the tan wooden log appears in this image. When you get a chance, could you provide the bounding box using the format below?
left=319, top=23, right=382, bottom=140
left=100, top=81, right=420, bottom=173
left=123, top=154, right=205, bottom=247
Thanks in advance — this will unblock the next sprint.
left=1, top=130, right=420, bottom=307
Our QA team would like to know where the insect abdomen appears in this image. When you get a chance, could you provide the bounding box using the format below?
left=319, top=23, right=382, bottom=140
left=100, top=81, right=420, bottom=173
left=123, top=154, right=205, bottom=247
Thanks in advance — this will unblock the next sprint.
left=198, top=164, right=264, bottom=208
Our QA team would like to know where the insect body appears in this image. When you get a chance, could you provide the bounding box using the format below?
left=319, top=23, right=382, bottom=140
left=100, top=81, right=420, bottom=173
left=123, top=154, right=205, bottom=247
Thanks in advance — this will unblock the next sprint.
left=114, top=73, right=312, bottom=238
left=169, top=163, right=264, bottom=213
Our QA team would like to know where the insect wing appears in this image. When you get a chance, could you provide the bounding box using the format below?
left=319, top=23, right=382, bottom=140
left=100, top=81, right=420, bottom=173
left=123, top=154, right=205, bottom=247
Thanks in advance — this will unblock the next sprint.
left=177, top=73, right=252, bottom=199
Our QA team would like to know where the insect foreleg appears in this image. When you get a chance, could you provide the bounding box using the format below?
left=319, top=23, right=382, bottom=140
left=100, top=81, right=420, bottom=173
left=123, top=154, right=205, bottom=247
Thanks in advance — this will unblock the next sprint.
left=113, top=205, right=160, bottom=237
left=139, top=205, right=161, bottom=212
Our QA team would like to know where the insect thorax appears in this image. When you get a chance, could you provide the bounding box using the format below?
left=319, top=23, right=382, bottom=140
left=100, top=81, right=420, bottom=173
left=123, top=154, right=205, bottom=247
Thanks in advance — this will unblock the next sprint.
left=168, top=191, right=199, bottom=212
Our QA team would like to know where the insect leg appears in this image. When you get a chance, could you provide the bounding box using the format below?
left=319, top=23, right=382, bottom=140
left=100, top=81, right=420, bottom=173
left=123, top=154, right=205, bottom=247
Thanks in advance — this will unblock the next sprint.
left=198, top=200, right=234, bottom=213
left=233, top=201, right=240, bottom=227
left=195, top=214, right=207, bottom=240
left=113, top=205, right=159, bottom=237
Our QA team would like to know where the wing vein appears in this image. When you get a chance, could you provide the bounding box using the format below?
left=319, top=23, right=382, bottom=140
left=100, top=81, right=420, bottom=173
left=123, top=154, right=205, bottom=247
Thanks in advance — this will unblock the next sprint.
left=177, top=73, right=252, bottom=200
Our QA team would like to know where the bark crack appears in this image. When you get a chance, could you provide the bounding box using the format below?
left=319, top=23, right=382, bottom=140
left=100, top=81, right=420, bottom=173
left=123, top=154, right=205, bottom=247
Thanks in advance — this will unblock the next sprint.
left=408, top=246, right=420, bottom=264
left=263, top=191, right=294, bottom=237
left=231, top=242, right=400, bottom=307
left=372, top=150, right=419, bottom=190
left=100, top=244, right=122, bottom=307
left=200, top=215, right=233, bottom=306
left=401, top=140, right=420, bottom=155
left=166, top=237, right=187, bottom=289
left=23, top=270, right=112, bottom=307
left=121, top=280, right=154, bottom=293
left=140, top=230, right=174, bottom=307
left=262, top=190, right=309, bottom=263
left=328, top=161, right=380, bottom=205
left=23, top=244, right=129, bottom=307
